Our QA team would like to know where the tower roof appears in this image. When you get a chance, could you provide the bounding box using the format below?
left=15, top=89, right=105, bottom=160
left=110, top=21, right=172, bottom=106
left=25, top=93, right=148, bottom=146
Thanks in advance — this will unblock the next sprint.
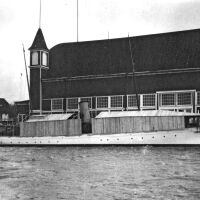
left=29, top=28, right=48, bottom=51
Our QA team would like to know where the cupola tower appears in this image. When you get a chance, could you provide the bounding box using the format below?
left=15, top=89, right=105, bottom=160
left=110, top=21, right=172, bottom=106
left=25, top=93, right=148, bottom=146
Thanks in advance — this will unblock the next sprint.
left=29, top=28, right=49, bottom=114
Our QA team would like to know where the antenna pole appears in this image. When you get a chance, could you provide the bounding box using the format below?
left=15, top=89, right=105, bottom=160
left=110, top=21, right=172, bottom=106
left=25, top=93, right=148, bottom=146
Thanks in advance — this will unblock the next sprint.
left=39, top=0, right=42, bottom=28
left=128, top=36, right=140, bottom=111
left=22, top=44, right=32, bottom=113
left=77, top=0, right=79, bottom=42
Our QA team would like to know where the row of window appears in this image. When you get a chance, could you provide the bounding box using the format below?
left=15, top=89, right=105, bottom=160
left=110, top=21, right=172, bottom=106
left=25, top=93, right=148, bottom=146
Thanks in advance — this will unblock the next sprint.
left=50, top=94, right=156, bottom=111
left=51, top=96, right=124, bottom=111
left=49, top=91, right=199, bottom=111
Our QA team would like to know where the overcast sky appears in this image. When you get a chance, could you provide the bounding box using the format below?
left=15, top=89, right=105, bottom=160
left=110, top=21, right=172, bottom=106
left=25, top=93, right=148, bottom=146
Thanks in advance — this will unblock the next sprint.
left=0, top=0, right=200, bottom=103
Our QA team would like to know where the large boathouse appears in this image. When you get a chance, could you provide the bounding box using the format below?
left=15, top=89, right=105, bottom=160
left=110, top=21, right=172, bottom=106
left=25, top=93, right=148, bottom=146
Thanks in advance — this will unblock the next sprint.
left=29, top=28, right=200, bottom=115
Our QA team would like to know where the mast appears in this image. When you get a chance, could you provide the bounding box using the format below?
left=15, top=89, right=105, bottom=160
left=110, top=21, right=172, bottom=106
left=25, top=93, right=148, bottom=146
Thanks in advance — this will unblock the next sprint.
left=128, top=36, right=140, bottom=110
left=22, top=44, right=32, bottom=113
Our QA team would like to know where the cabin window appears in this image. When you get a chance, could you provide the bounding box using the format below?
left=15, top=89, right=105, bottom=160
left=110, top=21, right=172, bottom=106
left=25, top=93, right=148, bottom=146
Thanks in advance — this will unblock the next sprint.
left=177, top=92, right=192, bottom=105
left=161, top=93, right=175, bottom=106
left=42, top=52, right=48, bottom=66
left=67, top=98, right=79, bottom=110
left=110, top=96, right=123, bottom=108
left=143, top=94, right=156, bottom=107
left=80, top=97, right=92, bottom=108
left=51, top=99, right=63, bottom=111
left=127, top=95, right=139, bottom=108
left=96, top=96, right=108, bottom=109
left=31, top=51, right=39, bottom=65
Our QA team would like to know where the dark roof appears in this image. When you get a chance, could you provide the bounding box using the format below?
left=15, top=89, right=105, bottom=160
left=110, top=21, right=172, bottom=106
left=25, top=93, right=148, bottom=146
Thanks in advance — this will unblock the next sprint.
left=43, top=28, right=200, bottom=79
left=0, top=98, right=9, bottom=106
left=0, top=98, right=10, bottom=114
left=29, top=28, right=49, bottom=51
left=14, top=100, right=29, bottom=105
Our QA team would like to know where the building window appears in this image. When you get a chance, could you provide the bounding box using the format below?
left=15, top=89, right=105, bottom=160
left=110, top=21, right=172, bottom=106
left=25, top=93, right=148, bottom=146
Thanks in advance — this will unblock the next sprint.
left=161, top=93, right=175, bottom=106
left=177, top=92, right=192, bottom=105
left=51, top=99, right=63, bottom=111
left=96, top=96, right=108, bottom=109
left=110, top=96, right=123, bottom=108
left=31, top=51, right=39, bottom=65
left=197, top=92, right=200, bottom=105
left=80, top=97, right=92, bottom=108
left=42, top=52, right=48, bottom=66
left=127, top=95, right=139, bottom=108
left=67, top=98, right=79, bottom=110
left=143, top=94, right=156, bottom=107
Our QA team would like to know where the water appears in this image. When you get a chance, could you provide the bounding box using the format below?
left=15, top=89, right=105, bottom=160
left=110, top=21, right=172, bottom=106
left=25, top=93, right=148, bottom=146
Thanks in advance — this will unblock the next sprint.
left=0, top=146, right=200, bottom=200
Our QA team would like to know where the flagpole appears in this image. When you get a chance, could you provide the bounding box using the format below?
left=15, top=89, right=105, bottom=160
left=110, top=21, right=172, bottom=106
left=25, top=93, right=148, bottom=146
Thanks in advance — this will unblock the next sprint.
left=77, top=0, right=78, bottom=42
left=39, top=0, right=42, bottom=28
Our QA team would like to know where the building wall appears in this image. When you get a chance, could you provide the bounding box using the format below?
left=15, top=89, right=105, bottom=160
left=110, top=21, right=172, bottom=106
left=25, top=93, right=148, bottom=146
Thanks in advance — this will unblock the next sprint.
left=29, top=29, right=200, bottom=113
left=41, top=71, right=200, bottom=99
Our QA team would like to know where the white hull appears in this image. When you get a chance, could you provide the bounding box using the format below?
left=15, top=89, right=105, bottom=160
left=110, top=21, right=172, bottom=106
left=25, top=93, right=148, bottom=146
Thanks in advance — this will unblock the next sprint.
left=1, top=129, right=200, bottom=146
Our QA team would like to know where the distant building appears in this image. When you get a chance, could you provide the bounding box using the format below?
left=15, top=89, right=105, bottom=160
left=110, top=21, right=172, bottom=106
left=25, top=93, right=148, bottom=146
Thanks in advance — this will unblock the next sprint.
left=14, top=100, right=29, bottom=115
left=29, top=28, right=200, bottom=115
left=0, top=98, right=10, bottom=121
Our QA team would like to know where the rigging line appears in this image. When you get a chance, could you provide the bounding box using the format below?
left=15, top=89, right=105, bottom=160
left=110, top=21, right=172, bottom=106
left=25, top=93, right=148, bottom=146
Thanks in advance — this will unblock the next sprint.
left=22, top=44, right=32, bottom=113
left=128, top=36, right=140, bottom=110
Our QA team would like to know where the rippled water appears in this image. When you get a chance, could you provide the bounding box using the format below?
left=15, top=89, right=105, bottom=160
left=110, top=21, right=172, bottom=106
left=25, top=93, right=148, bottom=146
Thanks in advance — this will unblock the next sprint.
left=0, top=146, right=200, bottom=200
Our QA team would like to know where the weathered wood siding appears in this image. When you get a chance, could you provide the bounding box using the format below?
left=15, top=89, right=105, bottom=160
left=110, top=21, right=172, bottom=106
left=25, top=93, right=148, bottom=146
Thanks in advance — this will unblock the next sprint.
left=20, top=119, right=82, bottom=137
left=92, top=116, right=185, bottom=135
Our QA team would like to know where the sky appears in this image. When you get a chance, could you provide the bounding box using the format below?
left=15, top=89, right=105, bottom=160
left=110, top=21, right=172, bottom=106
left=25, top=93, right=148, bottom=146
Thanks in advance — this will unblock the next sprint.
left=0, top=0, right=200, bottom=103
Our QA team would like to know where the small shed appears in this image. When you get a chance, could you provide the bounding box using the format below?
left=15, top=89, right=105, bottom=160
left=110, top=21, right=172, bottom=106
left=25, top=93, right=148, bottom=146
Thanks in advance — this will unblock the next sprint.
left=92, top=110, right=195, bottom=135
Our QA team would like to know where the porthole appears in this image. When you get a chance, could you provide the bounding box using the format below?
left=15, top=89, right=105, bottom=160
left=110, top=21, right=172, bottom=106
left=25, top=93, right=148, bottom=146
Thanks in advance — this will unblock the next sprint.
left=163, top=136, right=165, bottom=138
left=141, top=137, right=143, bottom=140
left=175, top=135, right=177, bottom=137
left=152, top=136, right=154, bottom=139
left=117, top=138, right=119, bottom=140
left=131, top=138, right=133, bottom=140
left=107, top=139, right=109, bottom=141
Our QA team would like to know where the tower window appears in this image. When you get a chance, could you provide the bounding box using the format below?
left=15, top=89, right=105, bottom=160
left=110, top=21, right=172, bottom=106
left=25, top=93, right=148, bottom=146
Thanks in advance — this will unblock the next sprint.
left=31, top=51, right=39, bottom=65
left=42, top=52, right=48, bottom=66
